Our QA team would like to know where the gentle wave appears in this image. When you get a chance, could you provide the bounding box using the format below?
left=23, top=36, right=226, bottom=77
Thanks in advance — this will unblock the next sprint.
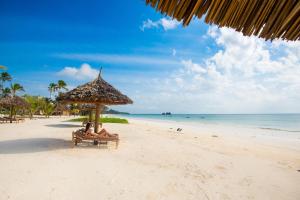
left=259, top=127, right=300, bottom=133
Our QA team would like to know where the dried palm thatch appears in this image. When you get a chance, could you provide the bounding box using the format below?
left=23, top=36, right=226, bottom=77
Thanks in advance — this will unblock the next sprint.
left=0, top=96, right=29, bottom=123
left=54, top=103, right=69, bottom=111
left=58, top=73, right=133, bottom=132
left=0, top=96, right=29, bottom=108
left=58, top=75, right=133, bottom=105
left=53, top=103, right=70, bottom=116
left=145, top=0, right=300, bottom=41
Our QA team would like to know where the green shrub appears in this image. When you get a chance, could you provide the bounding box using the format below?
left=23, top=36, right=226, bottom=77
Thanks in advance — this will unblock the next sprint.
left=67, top=117, right=128, bottom=124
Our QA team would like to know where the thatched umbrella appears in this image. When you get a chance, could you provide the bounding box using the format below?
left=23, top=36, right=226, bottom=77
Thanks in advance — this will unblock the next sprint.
left=0, top=96, right=29, bottom=123
left=53, top=103, right=70, bottom=116
left=145, top=0, right=300, bottom=41
left=58, top=73, right=133, bottom=132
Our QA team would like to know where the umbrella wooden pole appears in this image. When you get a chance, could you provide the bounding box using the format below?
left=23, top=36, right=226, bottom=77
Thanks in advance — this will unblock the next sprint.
left=94, top=104, right=100, bottom=133
left=88, top=110, right=92, bottom=122
left=9, top=105, right=13, bottom=123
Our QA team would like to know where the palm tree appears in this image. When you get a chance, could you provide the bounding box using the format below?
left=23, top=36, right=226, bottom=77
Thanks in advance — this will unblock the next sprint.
left=10, top=83, right=24, bottom=96
left=48, top=83, right=57, bottom=99
left=0, top=72, right=12, bottom=93
left=41, top=98, right=55, bottom=118
left=57, top=80, right=68, bottom=92
left=24, top=95, right=42, bottom=119
left=2, top=87, right=11, bottom=97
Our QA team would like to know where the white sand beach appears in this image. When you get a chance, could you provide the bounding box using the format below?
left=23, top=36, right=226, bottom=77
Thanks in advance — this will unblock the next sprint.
left=0, top=117, right=299, bottom=200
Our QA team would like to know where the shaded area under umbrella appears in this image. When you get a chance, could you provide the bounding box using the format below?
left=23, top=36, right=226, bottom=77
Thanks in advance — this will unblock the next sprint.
left=79, top=104, right=108, bottom=122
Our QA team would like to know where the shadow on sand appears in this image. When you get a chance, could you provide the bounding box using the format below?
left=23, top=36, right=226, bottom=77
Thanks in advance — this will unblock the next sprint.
left=0, top=138, right=71, bottom=154
left=45, top=124, right=82, bottom=128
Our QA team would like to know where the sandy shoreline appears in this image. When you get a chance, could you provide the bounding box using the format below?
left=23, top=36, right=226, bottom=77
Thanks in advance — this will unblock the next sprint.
left=0, top=117, right=299, bottom=200
left=125, top=116, right=300, bottom=150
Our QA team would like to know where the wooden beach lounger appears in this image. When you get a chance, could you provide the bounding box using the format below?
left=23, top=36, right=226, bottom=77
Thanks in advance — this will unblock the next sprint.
left=0, top=117, right=9, bottom=123
left=2, top=117, right=18, bottom=123
left=3, top=117, right=25, bottom=123
left=72, top=129, right=119, bottom=148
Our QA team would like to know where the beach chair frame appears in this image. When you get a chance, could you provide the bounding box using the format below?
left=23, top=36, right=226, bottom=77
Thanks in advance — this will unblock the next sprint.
left=72, top=130, right=119, bottom=149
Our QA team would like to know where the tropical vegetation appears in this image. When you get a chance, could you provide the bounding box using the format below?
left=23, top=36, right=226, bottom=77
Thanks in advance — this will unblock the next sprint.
left=10, top=83, right=24, bottom=96
left=48, top=83, right=57, bottom=99
left=0, top=72, right=12, bottom=97
left=48, top=80, right=68, bottom=99
left=0, top=70, right=128, bottom=123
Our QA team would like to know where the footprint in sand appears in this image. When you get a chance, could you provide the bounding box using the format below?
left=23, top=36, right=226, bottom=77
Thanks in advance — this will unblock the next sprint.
left=215, top=165, right=226, bottom=171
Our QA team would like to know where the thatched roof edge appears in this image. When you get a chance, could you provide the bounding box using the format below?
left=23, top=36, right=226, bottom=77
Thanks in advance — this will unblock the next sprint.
left=57, top=76, right=133, bottom=105
left=145, top=0, right=300, bottom=41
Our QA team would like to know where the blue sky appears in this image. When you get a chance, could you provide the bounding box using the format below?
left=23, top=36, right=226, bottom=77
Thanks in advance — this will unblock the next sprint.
left=1, top=0, right=300, bottom=113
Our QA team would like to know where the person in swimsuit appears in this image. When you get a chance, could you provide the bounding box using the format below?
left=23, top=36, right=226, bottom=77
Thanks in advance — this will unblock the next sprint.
left=84, top=122, right=118, bottom=138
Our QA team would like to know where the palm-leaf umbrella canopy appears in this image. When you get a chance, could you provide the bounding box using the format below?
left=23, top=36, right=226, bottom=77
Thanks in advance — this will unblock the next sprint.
left=54, top=103, right=70, bottom=114
left=0, top=96, right=29, bottom=123
left=58, top=73, right=133, bottom=132
left=55, top=103, right=70, bottom=110
left=145, top=0, right=300, bottom=41
left=58, top=75, right=133, bottom=105
left=0, top=96, right=29, bottom=108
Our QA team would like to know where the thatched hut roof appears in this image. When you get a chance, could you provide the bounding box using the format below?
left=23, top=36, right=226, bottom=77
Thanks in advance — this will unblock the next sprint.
left=145, top=0, right=300, bottom=41
left=58, top=75, right=133, bottom=105
left=54, top=103, right=70, bottom=112
left=0, top=96, right=29, bottom=108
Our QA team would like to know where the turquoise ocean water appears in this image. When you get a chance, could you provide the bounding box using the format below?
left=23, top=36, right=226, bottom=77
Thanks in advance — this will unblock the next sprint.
left=121, top=114, right=300, bottom=133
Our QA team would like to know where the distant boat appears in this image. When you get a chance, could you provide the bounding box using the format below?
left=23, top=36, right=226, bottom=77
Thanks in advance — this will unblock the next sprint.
left=162, top=112, right=171, bottom=115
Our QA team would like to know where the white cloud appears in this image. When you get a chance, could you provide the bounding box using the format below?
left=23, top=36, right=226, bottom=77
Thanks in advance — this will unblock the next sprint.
left=128, top=27, right=300, bottom=113
left=160, top=18, right=180, bottom=30
left=140, top=19, right=159, bottom=31
left=140, top=17, right=180, bottom=31
left=172, top=48, right=176, bottom=56
left=181, top=59, right=206, bottom=74
left=207, top=26, right=218, bottom=38
left=57, top=63, right=99, bottom=80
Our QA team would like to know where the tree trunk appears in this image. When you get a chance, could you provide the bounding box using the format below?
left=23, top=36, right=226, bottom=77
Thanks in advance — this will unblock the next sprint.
left=94, top=104, right=101, bottom=133
left=88, top=111, right=93, bottom=122
left=9, top=105, right=13, bottom=123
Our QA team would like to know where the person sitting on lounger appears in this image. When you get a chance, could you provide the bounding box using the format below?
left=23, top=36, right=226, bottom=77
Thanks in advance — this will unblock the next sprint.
left=84, top=122, right=118, bottom=138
